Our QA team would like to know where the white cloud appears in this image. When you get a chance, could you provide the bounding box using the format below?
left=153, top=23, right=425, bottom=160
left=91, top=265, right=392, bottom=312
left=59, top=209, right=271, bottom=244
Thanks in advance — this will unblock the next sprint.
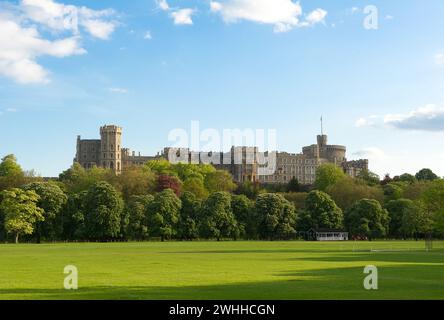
left=108, top=87, right=128, bottom=94
left=434, top=52, right=444, bottom=65
left=171, top=8, right=194, bottom=25
left=353, top=147, right=387, bottom=161
left=0, top=0, right=117, bottom=84
left=144, top=30, right=152, bottom=40
left=0, top=17, right=86, bottom=84
left=210, top=0, right=327, bottom=33
left=304, top=8, right=327, bottom=26
left=21, top=0, right=117, bottom=39
left=157, top=0, right=169, bottom=11
left=356, top=104, right=444, bottom=132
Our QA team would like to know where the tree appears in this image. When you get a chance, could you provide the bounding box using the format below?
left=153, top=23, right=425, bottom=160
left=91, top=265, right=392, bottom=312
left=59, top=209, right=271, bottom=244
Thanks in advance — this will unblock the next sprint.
left=400, top=202, right=432, bottom=240
left=146, top=189, right=181, bottom=241
left=0, top=154, right=26, bottom=191
left=117, top=166, right=157, bottom=200
left=383, top=183, right=404, bottom=203
left=204, top=170, right=237, bottom=193
left=357, top=169, right=380, bottom=186
left=200, top=192, right=239, bottom=241
left=415, top=168, right=438, bottom=181
left=83, top=182, right=123, bottom=241
left=59, top=163, right=115, bottom=193
left=0, top=188, right=44, bottom=243
left=420, top=180, right=444, bottom=234
left=385, top=199, right=418, bottom=238
left=126, top=195, right=154, bottom=240
left=282, top=192, right=308, bottom=210
left=178, top=192, right=201, bottom=240
left=255, top=193, right=297, bottom=240
left=145, top=159, right=175, bottom=176
left=183, top=177, right=209, bottom=199
left=236, top=181, right=263, bottom=199
left=397, top=173, right=417, bottom=184
left=345, top=199, right=390, bottom=240
left=286, top=177, right=301, bottom=192
left=403, top=181, right=429, bottom=201
left=314, top=163, right=346, bottom=191
left=62, top=192, right=87, bottom=240
left=174, top=163, right=216, bottom=182
left=231, top=195, right=256, bottom=239
left=157, top=175, right=182, bottom=196
left=23, top=182, right=67, bottom=242
left=327, top=177, right=383, bottom=211
left=305, top=190, right=343, bottom=229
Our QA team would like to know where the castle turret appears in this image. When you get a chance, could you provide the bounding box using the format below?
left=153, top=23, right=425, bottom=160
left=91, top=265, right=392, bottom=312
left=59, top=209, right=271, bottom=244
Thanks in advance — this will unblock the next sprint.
left=99, top=125, right=122, bottom=174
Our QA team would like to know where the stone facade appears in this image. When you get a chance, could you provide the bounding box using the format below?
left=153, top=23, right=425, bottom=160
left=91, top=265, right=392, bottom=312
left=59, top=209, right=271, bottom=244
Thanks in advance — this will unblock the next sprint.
left=257, top=135, right=367, bottom=185
left=74, top=125, right=368, bottom=184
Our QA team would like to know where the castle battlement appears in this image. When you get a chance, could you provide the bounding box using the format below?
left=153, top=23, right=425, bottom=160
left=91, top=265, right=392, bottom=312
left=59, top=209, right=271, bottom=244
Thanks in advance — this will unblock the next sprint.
left=74, top=125, right=369, bottom=184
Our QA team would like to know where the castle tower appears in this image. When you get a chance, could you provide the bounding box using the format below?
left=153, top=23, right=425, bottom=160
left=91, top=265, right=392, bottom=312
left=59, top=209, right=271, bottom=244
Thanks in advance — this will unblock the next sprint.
left=99, top=125, right=122, bottom=174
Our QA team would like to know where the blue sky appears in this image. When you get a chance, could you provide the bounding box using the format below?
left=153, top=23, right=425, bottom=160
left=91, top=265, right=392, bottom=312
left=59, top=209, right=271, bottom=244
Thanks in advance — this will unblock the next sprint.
left=1, top=0, right=444, bottom=177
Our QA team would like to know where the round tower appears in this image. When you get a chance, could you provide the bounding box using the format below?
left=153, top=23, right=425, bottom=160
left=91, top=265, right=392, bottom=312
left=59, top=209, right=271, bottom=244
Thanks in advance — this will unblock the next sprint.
left=100, top=125, right=122, bottom=174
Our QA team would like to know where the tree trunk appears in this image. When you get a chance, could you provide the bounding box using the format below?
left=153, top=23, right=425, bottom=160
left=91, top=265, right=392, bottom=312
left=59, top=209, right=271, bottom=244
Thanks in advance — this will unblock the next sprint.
left=15, top=233, right=19, bottom=244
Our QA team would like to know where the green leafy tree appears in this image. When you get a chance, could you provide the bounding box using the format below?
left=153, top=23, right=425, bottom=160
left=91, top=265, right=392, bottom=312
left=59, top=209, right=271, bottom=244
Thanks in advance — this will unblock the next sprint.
left=415, top=168, right=438, bottom=181
left=282, top=192, right=308, bottom=210
left=204, top=170, right=237, bottom=193
left=23, top=182, right=67, bottom=242
left=255, top=193, right=297, bottom=240
left=62, top=192, right=87, bottom=240
left=59, top=163, right=116, bottom=193
left=83, top=182, right=123, bottom=241
left=420, top=180, right=444, bottom=234
left=397, top=173, right=417, bottom=184
left=174, top=163, right=216, bottom=182
left=145, top=159, right=176, bottom=176
left=305, top=190, right=343, bottom=229
left=383, top=183, right=404, bottom=203
left=357, top=169, right=380, bottom=186
left=0, top=188, right=44, bottom=243
left=400, top=202, right=432, bottom=240
left=178, top=192, right=201, bottom=240
left=314, top=163, right=346, bottom=191
left=117, top=166, right=157, bottom=200
left=386, top=199, right=418, bottom=238
left=0, top=155, right=27, bottom=191
left=286, top=177, right=301, bottom=192
left=183, top=177, right=209, bottom=199
left=236, top=181, right=263, bottom=199
left=327, top=177, right=383, bottom=211
left=126, top=195, right=154, bottom=240
left=345, top=199, right=390, bottom=240
left=403, top=181, right=430, bottom=200
left=146, top=189, right=181, bottom=241
left=200, top=192, right=239, bottom=240
left=231, top=194, right=256, bottom=239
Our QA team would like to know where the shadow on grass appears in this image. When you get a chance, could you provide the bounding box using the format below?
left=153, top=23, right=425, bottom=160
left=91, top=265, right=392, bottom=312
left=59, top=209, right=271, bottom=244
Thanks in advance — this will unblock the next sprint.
left=287, top=250, right=444, bottom=264
left=1, top=264, right=443, bottom=300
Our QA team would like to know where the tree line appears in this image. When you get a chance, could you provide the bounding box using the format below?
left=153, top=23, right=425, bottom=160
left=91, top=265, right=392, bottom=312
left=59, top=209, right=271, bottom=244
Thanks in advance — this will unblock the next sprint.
left=0, top=154, right=443, bottom=243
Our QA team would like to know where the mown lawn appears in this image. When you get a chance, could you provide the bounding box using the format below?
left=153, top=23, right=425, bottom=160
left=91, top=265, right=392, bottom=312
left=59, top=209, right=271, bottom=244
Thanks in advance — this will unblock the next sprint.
left=0, top=241, right=442, bottom=300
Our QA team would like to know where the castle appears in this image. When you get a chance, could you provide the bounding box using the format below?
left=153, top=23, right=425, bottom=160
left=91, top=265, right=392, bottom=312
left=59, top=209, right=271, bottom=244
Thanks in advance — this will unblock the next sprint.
left=75, top=125, right=368, bottom=185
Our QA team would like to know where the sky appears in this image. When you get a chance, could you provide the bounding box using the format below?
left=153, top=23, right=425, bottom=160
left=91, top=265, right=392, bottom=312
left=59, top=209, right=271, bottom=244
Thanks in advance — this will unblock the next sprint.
left=1, top=0, right=444, bottom=178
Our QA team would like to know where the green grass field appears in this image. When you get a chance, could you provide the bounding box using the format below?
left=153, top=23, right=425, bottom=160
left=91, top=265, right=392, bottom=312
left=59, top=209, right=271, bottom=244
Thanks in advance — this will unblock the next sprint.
left=0, top=241, right=443, bottom=300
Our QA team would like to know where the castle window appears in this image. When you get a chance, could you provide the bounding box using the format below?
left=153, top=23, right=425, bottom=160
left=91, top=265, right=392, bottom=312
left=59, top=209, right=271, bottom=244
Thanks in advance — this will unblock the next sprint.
left=110, top=161, right=114, bottom=168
